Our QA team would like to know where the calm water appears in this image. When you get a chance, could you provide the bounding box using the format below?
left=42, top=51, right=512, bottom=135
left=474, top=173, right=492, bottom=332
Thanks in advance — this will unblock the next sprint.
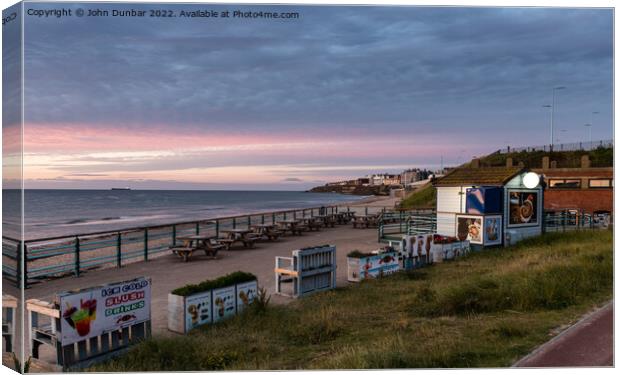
left=2, top=189, right=366, bottom=240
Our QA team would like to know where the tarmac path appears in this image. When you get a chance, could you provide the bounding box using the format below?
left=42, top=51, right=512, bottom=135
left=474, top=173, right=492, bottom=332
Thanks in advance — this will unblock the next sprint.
left=514, top=301, right=614, bottom=367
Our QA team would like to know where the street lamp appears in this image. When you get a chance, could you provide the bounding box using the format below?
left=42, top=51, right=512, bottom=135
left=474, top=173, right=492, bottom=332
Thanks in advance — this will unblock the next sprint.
left=543, top=86, right=567, bottom=150
left=584, top=123, right=592, bottom=145
left=589, top=111, right=599, bottom=146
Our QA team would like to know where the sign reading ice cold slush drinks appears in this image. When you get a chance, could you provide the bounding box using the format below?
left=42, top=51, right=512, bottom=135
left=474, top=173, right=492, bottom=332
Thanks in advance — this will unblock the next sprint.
left=58, top=277, right=151, bottom=345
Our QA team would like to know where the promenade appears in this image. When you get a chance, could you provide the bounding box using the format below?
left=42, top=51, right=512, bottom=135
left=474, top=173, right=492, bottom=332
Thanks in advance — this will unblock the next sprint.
left=3, top=199, right=396, bottom=369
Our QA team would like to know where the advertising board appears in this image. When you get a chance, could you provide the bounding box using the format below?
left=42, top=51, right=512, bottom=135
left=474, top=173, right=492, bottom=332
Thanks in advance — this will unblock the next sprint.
left=59, top=277, right=151, bottom=345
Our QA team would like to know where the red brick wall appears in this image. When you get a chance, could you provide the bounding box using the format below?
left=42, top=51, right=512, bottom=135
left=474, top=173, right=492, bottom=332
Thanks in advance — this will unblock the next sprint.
left=544, top=189, right=613, bottom=213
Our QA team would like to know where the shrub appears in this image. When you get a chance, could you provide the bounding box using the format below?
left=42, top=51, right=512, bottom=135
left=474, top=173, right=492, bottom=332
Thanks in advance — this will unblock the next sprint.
left=347, top=250, right=374, bottom=258
left=172, top=271, right=257, bottom=296
left=250, top=287, right=271, bottom=315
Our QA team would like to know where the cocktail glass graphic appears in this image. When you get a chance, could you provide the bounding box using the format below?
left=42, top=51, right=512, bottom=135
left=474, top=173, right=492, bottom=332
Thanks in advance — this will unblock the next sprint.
left=63, top=295, right=97, bottom=337
left=71, top=308, right=92, bottom=336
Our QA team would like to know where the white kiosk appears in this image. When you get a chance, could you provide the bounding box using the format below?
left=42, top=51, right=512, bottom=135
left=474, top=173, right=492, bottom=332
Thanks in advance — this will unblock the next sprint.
left=434, top=167, right=543, bottom=247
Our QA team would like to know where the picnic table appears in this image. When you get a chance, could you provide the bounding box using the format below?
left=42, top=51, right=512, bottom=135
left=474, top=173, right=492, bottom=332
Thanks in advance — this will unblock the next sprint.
left=170, top=234, right=222, bottom=262
left=323, top=214, right=338, bottom=228
left=300, top=216, right=322, bottom=231
left=352, top=214, right=380, bottom=229
left=220, top=228, right=260, bottom=249
left=250, top=223, right=283, bottom=241
left=276, top=219, right=307, bottom=236
left=336, top=211, right=354, bottom=224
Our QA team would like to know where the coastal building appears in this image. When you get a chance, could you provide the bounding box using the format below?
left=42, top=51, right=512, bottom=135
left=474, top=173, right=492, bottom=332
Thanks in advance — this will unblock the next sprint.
left=356, top=178, right=370, bottom=186
left=400, top=169, right=431, bottom=186
left=368, top=174, right=401, bottom=186
left=383, top=174, right=401, bottom=186
left=533, top=155, right=612, bottom=216
left=433, top=165, right=544, bottom=247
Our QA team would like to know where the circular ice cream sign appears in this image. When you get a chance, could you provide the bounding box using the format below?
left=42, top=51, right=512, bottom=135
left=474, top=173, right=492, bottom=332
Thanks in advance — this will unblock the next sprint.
left=523, top=172, right=540, bottom=189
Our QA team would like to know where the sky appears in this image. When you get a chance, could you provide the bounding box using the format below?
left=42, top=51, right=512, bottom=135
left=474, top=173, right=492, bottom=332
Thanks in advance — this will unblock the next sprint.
left=3, top=2, right=614, bottom=190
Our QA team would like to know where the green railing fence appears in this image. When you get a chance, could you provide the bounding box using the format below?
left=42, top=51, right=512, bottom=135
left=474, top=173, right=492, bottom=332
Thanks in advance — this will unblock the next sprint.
left=543, top=209, right=597, bottom=232
left=378, top=209, right=605, bottom=244
left=378, top=209, right=436, bottom=242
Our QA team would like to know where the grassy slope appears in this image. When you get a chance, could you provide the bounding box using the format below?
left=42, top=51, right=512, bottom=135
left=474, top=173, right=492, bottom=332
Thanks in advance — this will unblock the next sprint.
left=399, top=183, right=436, bottom=209
left=479, top=147, right=612, bottom=169
left=91, top=230, right=612, bottom=371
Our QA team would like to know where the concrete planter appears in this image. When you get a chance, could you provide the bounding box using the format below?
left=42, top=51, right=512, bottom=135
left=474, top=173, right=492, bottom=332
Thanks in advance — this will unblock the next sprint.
left=347, top=251, right=399, bottom=282
left=168, top=279, right=258, bottom=334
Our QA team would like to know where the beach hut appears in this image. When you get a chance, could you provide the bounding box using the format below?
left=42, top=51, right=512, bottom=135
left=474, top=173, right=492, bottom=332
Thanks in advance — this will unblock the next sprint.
left=433, top=166, right=543, bottom=247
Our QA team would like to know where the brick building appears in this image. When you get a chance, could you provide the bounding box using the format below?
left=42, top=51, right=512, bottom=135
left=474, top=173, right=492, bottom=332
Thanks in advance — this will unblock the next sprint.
left=532, top=155, right=612, bottom=215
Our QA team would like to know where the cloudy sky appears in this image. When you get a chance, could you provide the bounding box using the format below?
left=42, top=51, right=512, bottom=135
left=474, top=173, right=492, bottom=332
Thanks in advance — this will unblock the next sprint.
left=9, top=3, right=614, bottom=189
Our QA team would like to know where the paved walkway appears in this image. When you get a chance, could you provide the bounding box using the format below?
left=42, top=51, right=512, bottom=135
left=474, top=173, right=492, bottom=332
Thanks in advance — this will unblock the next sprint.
left=514, top=301, right=614, bottom=367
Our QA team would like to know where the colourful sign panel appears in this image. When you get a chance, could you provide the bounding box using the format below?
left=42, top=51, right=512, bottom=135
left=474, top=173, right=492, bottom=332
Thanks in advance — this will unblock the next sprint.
left=185, top=290, right=212, bottom=332
left=58, top=277, right=151, bottom=345
left=236, top=280, right=258, bottom=313
left=456, top=215, right=483, bottom=244
left=508, top=190, right=539, bottom=226
left=484, top=215, right=503, bottom=246
left=212, top=286, right=236, bottom=323
left=353, top=252, right=399, bottom=280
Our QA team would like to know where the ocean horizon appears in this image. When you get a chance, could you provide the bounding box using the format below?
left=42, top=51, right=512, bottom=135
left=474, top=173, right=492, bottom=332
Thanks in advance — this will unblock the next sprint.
left=2, top=189, right=368, bottom=240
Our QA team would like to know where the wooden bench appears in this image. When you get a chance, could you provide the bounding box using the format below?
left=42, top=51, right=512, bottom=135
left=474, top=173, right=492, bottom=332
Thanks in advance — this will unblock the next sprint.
left=205, top=239, right=224, bottom=255
left=275, top=245, right=337, bottom=298
left=277, top=224, right=304, bottom=236
left=170, top=240, right=222, bottom=261
left=352, top=217, right=368, bottom=229
left=306, top=220, right=322, bottom=231
left=218, top=238, right=237, bottom=250
left=170, top=246, right=197, bottom=262
left=242, top=235, right=261, bottom=248
left=325, top=216, right=337, bottom=228
left=265, top=229, right=283, bottom=241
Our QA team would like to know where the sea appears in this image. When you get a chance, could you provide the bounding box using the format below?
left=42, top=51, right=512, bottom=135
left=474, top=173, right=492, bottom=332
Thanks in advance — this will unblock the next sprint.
left=2, top=189, right=367, bottom=240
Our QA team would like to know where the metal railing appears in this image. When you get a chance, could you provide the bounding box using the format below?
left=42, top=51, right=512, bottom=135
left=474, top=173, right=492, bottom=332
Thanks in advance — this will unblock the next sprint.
left=377, top=209, right=602, bottom=244
left=407, top=214, right=438, bottom=236
left=378, top=210, right=436, bottom=241
left=499, top=139, right=613, bottom=154
left=2, top=204, right=390, bottom=287
left=543, top=209, right=600, bottom=232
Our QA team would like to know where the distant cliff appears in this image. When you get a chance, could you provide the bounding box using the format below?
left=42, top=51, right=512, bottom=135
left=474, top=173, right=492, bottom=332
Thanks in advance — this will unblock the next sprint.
left=308, top=184, right=390, bottom=196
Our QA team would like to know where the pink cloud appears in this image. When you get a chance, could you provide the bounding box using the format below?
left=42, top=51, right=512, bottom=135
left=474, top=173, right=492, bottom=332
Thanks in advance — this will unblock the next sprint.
left=3, top=125, right=21, bottom=155
left=23, top=123, right=301, bottom=153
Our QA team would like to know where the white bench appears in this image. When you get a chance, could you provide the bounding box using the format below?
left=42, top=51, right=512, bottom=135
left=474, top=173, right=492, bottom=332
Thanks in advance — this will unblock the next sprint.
left=275, top=245, right=337, bottom=298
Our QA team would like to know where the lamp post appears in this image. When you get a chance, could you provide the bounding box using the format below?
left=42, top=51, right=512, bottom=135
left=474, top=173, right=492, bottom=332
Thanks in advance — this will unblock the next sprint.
left=544, top=86, right=567, bottom=150
left=542, top=104, right=552, bottom=149
left=589, top=111, right=599, bottom=147
left=584, top=123, right=592, bottom=145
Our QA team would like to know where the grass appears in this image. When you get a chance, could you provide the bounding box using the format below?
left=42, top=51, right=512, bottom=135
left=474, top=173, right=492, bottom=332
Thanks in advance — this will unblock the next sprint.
left=400, top=183, right=436, bottom=209
left=90, top=230, right=612, bottom=371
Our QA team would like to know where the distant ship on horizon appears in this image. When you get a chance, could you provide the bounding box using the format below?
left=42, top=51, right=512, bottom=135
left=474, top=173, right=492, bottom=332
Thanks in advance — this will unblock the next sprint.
left=111, top=187, right=131, bottom=191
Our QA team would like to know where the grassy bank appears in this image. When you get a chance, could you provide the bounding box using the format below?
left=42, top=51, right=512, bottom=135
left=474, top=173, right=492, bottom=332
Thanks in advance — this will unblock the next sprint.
left=91, top=230, right=612, bottom=371
left=477, top=146, right=612, bottom=169
left=399, top=183, right=436, bottom=209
